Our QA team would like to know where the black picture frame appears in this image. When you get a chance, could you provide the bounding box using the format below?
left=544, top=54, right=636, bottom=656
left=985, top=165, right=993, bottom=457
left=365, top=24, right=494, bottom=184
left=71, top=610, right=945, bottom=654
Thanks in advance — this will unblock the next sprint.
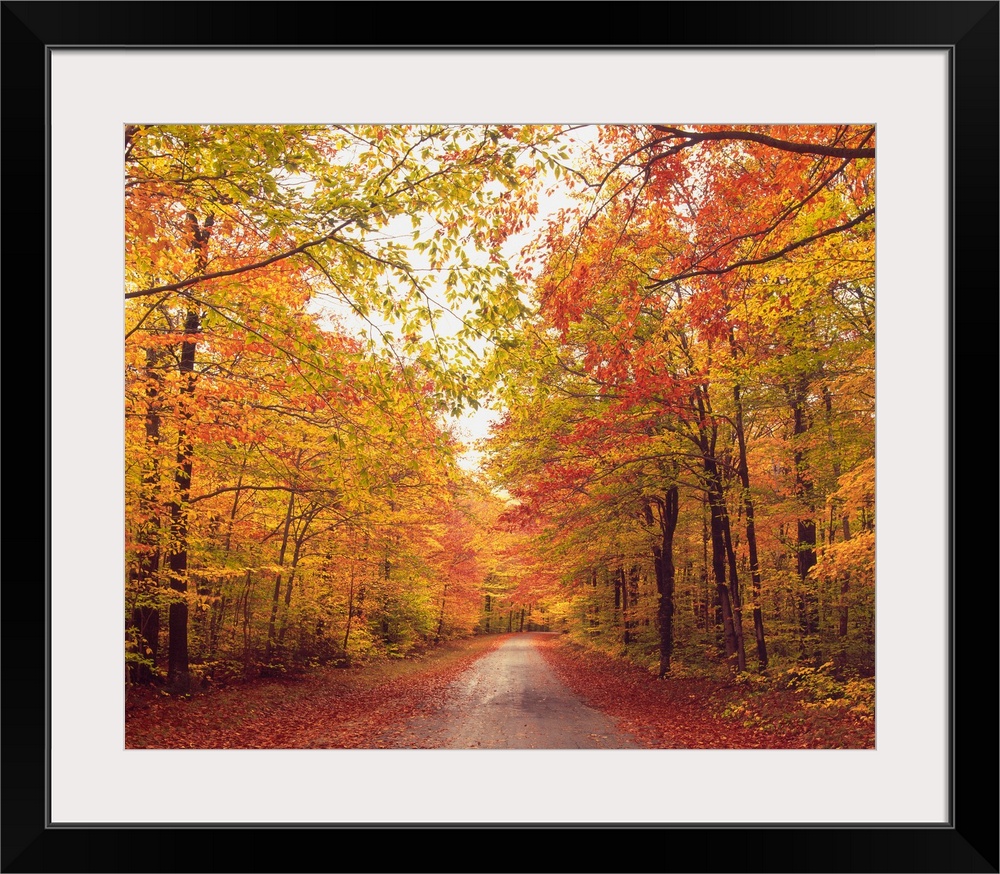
left=3, top=3, right=997, bottom=872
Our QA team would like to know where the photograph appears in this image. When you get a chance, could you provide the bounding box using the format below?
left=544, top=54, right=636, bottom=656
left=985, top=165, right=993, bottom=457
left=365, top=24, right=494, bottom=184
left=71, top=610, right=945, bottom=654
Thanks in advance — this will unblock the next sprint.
left=123, top=122, right=877, bottom=752
left=6, top=7, right=991, bottom=868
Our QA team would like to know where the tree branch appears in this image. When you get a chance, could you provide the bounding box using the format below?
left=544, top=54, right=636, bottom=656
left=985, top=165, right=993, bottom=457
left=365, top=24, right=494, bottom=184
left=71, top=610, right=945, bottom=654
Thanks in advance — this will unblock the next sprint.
left=646, top=208, right=875, bottom=289
left=124, top=218, right=355, bottom=300
left=650, top=126, right=876, bottom=160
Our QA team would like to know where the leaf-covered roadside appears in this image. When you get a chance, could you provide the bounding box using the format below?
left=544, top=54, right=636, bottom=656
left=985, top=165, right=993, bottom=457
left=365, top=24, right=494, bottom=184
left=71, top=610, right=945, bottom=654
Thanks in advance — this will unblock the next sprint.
left=127, top=632, right=873, bottom=750
left=125, top=636, right=503, bottom=749
left=535, top=636, right=874, bottom=749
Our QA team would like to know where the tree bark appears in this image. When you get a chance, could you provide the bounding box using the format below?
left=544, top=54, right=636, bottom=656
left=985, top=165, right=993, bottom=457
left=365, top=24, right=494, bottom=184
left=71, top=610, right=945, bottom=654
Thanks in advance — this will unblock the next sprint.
left=166, top=306, right=199, bottom=693
left=343, top=561, right=356, bottom=653
left=239, top=570, right=254, bottom=674
left=649, top=487, right=679, bottom=678
left=699, top=437, right=740, bottom=668
left=128, top=346, right=163, bottom=683
left=791, top=380, right=819, bottom=639
left=265, top=490, right=295, bottom=662
left=165, top=212, right=212, bottom=693
left=823, top=386, right=851, bottom=640
left=732, top=372, right=768, bottom=671
left=435, top=582, right=448, bottom=643
left=839, top=517, right=852, bottom=638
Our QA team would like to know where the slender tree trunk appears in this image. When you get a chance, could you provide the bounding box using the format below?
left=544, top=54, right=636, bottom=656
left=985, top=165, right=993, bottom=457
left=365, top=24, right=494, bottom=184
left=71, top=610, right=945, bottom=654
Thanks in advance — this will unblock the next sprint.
left=380, top=545, right=392, bottom=640
left=240, top=570, right=254, bottom=674
left=791, top=380, right=819, bottom=640
left=265, top=490, right=295, bottom=662
left=649, top=487, right=679, bottom=678
left=276, top=535, right=305, bottom=650
left=618, top=566, right=630, bottom=645
left=700, top=487, right=720, bottom=632
left=278, top=507, right=318, bottom=651
left=129, top=347, right=163, bottom=683
left=343, top=562, right=356, bottom=654
left=166, top=213, right=212, bottom=693
left=721, top=508, right=747, bottom=673
left=629, top=566, right=640, bottom=632
left=208, top=594, right=225, bottom=660
left=822, top=386, right=852, bottom=641
left=732, top=378, right=768, bottom=670
left=166, top=306, right=199, bottom=693
left=839, top=517, right=852, bottom=637
left=223, top=456, right=247, bottom=554
left=703, top=454, right=740, bottom=666
left=435, top=582, right=448, bottom=643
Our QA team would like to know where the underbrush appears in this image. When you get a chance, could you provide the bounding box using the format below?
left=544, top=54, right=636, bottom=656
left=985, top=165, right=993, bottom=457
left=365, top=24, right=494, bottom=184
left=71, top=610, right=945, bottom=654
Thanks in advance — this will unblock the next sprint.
left=719, top=661, right=874, bottom=747
left=549, top=634, right=874, bottom=748
left=125, top=634, right=502, bottom=717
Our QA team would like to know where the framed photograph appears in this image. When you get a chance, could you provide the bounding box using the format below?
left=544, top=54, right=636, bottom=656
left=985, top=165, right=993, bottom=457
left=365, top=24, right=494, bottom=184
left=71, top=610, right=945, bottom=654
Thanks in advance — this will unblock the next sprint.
left=5, top=3, right=996, bottom=871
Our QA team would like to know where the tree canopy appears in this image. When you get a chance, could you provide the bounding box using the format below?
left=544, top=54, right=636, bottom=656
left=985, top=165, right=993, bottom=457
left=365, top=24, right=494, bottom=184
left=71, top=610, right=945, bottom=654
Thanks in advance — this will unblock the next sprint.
left=125, top=123, right=875, bottom=694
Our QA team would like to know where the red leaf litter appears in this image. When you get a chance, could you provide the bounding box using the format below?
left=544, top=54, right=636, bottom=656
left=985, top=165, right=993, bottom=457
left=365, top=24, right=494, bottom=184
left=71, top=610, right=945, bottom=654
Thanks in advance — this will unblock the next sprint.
left=535, top=636, right=874, bottom=750
left=126, top=636, right=504, bottom=750
left=126, top=634, right=872, bottom=750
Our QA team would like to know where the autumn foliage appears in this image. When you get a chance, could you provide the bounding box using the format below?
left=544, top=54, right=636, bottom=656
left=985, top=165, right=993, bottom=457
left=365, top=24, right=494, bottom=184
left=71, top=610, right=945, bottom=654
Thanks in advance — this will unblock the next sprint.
left=483, top=124, right=875, bottom=685
left=125, top=124, right=874, bottom=739
left=125, top=125, right=559, bottom=690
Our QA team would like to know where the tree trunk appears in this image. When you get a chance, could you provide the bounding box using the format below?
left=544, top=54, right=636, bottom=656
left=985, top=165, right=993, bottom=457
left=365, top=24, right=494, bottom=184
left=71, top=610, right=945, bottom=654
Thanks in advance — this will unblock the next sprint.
left=222, top=456, right=247, bottom=554
left=435, top=582, right=448, bottom=643
left=276, top=537, right=304, bottom=651
left=733, top=379, right=768, bottom=670
left=791, top=380, right=819, bottom=639
left=839, top=517, right=852, bottom=637
left=703, top=454, right=740, bottom=667
left=166, top=306, right=199, bottom=693
left=128, top=347, right=163, bottom=683
left=278, top=504, right=319, bottom=651
left=823, top=387, right=852, bottom=641
left=721, top=506, right=747, bottom=673
left=650, top=487, right=679, bottom=678
left=165, top=213, right=212, bottom=693
left=239, top=570, right=254, bottom=675
left=619, top=566, right=631, bottom=645
left=343, top=562, right=356, bottom=653
left=265, top=490, right=295, bottom=662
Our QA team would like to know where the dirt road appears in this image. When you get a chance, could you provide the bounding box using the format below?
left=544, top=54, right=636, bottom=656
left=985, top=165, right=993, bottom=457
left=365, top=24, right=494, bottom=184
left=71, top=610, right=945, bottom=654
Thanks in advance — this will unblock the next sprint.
left=375, top=632, right=643, bottom=749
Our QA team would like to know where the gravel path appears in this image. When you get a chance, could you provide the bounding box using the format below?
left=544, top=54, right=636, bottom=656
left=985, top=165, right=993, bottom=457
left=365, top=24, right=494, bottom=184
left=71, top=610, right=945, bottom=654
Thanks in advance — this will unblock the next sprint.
left=375, top=632, right=643, bottom=749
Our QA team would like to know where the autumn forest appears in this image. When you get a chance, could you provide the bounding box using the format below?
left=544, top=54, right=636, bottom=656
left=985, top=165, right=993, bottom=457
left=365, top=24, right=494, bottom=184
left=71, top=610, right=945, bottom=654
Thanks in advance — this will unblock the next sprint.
left=125, top=123, right=875, bottom=749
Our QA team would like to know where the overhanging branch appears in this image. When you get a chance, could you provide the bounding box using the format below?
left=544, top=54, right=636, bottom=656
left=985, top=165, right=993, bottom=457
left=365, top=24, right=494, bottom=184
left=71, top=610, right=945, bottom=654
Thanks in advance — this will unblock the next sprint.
left=124, top=218, right=355, bottom=300
left=646, top=207, right=875, bottom=289
left=650, top=126, right=876, bottom=160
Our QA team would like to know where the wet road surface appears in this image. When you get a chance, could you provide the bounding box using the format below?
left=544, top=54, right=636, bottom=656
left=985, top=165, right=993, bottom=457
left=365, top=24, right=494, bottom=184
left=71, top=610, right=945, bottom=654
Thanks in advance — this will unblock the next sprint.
left=376, top=632, right=642, bottom=749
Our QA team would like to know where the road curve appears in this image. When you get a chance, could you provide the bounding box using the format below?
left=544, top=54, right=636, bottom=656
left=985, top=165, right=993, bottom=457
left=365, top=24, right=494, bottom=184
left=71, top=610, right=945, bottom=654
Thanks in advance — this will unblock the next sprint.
left=377, top=632, right=643, bottom=749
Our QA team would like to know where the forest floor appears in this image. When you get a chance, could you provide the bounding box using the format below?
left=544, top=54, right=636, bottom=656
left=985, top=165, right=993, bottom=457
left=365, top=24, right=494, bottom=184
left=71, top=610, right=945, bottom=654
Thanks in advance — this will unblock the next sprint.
left=125, top=633, right=874, bottom=750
